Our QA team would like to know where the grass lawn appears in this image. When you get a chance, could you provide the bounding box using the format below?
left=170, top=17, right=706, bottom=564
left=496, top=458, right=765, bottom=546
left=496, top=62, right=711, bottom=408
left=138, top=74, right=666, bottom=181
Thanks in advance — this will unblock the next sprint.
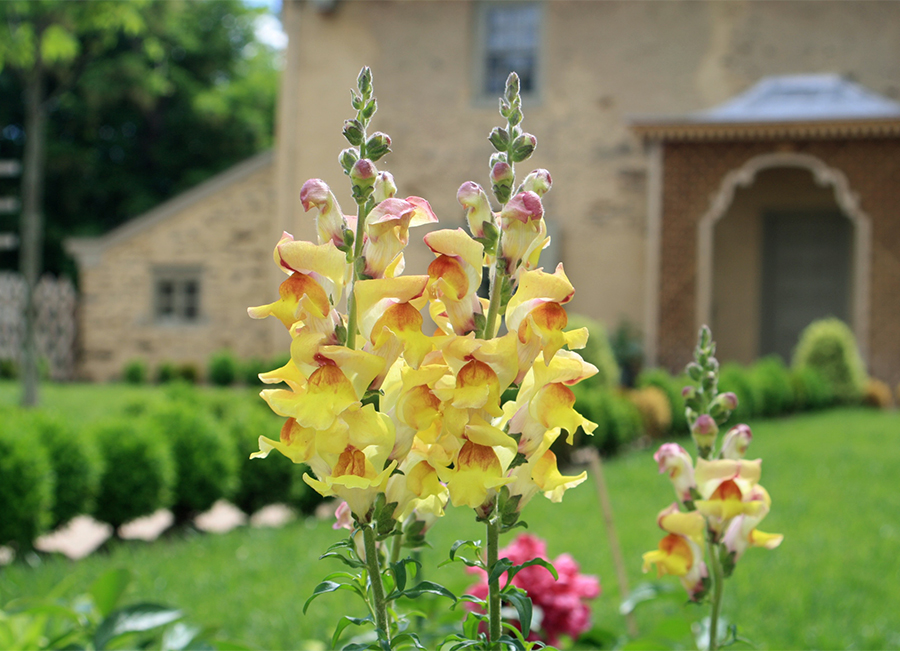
left=1, top=381, right=899, bottom=649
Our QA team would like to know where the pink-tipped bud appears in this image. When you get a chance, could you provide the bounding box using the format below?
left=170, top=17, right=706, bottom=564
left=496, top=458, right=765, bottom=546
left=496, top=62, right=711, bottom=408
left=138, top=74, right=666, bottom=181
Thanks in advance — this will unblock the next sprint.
left=519, top=168, right=552, bottom=197
left=682, top=385, right=697, bottom=399
left=691, top=413, right=719, bottom=449
left=490, top=161, right=515, bottom=204
left=654, top=443, right=696, bottom=503
left=299, top=178, right=330, bottom=211
left=718, top=392, right=739, bottom=411
left=500, top=191, right=543, bottom=224
left=350, top=158, right=377, bottom=203
left=509, top=132, right=537, bottom=162
left=457, top=181, right=493, bottom=239
left=373, top=171, right=397, bottom=203
left=721, top=424, right=752, bottom=460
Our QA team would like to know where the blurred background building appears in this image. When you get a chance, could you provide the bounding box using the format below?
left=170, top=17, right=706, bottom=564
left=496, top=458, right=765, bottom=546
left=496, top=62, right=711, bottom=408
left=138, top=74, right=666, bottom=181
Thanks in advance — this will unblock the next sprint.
left=66, top=0, right=900, bottom=385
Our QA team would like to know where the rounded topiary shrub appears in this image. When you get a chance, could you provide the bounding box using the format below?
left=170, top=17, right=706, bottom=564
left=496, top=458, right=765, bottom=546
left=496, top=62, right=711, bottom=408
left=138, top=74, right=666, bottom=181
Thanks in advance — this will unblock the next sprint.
left=122, top=359, right=147, bottom=384
left=637, top=368, right=688, bottom=435
left=230, top=406, right=294, bottom=515
left=792, top=318, right=867, bottom=404
left=152, top=402, right=238, bottom=523
left=790, top=367, right=832, bottom=411
left=93, top=418, right=175, bottom=530
left=156, top=361, right=178, bottom=384
left=208, top=349, right=238, bottom=386
left=565, top=314, right=620, bottom=390
left=750, top=356, right=795, bottom=418
left=31, top=413, right=101, bottom=529
left=0, top=412, right=55, bottom=550
left=604, top=392, right=644, bottom=455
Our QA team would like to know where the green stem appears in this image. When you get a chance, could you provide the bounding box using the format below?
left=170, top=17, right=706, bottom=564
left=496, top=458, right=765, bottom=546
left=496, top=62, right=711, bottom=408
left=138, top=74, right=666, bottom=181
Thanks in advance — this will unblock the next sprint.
left=486, top=508, right=502, bottom=650
left=344, top=136, right=369, bottom=351
left=482, top=255, right=506, bottom=339
left=706, top=538, right=725, bottom=651
left=363, top=524, right=391, bottom=646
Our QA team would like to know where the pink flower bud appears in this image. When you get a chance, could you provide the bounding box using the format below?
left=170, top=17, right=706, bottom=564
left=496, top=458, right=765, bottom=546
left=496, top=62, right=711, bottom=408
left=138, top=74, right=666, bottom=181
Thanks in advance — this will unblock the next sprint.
left=721, top=424, right=752, bottom=460
left=490, top=161, right=514, bottom=184
left=350, top=158, right=377, bottom=184
left=654, top=443, right=696, bottom=503
left=499, top=191, right=543, bottom=224
left=299, top=178, right=330, bottom=212
left=691, top=413, right=718, bottom=449
left=519, top=168, right=552, bottom=196
left=718, top=392, right=738, bottom=411
left=373, top=171, right=397, bottom=203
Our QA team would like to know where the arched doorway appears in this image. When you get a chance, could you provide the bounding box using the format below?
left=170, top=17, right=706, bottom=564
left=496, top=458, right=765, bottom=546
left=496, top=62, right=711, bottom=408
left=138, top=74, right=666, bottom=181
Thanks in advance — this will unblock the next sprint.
left=699, top=154, right=871, bottom=364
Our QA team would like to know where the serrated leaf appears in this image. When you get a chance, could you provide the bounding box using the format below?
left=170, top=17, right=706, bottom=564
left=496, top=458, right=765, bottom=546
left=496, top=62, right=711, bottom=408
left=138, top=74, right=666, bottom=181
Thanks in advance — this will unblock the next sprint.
left=93, top=604, right=182, bottom=650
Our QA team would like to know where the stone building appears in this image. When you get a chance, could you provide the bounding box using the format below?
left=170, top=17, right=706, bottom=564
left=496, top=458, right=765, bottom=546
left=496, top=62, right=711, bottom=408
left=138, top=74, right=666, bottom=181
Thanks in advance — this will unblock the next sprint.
left=68, top=1, right=900, bottom=384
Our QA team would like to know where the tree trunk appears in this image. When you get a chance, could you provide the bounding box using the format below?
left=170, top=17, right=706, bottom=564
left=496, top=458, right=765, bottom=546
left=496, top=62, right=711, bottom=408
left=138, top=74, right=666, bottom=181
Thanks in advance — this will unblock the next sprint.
left=20, top=63, right=47, bottom=407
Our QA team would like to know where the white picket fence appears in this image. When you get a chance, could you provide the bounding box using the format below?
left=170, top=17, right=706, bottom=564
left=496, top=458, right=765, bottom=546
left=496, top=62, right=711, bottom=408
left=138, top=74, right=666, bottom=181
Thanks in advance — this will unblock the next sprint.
left=0, top=272, right=77, bottom=381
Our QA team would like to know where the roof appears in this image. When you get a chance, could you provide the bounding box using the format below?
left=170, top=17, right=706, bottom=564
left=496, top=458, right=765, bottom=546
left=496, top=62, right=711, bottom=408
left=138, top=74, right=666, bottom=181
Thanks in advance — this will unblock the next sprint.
left=631, top=75, right=900, bottom=141
left=65, top=150, right=273, bottom=267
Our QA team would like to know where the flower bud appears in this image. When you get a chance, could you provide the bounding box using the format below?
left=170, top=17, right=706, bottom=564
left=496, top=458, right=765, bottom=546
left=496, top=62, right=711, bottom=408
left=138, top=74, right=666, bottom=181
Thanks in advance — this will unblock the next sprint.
left=342, top=119, right=364, bottom=146
left=681, top=385, right=696, bottom=400
left=691, top=413, right=719, bottom=451
left=361, top=98, right=377, bottom=121
left=373, top=171, right=397, bottom=203
left=509, top=133, right=537, bottom=163
left=488, top=126, right=510, bottom=152
left=357, top=66, right=373, bottom=97
left=518, top=168, right=552, bottom=197
left=499, top=191, right=543, bottom=225
left=457, top=181, right=494, bottom=239
left=365, top=131, right=391, bottom=161
left=505, top=72, right=520, bottom=103
left=491, top=161, right=514, bottom=205
left=350, top=158, right=377, bottom=203
left=720, top=424, right=752, bottom=460
left=654, top=443, right=696, bottom=504
left=339, top=147, right=359, bottom=175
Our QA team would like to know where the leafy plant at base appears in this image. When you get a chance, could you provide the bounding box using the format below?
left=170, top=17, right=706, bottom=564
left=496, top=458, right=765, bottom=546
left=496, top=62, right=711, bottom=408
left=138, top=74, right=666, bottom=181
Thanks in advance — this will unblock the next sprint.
left=208, top=349, right=239, bottom=386
left=92, top=417, right=175, bottom=531
left=122, top=358, right=147, bottom=384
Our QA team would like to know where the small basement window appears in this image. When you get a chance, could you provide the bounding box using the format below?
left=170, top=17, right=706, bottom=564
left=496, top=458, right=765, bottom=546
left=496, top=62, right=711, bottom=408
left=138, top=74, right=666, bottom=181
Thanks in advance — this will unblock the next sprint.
left=153, top=267, right=202, bottom=323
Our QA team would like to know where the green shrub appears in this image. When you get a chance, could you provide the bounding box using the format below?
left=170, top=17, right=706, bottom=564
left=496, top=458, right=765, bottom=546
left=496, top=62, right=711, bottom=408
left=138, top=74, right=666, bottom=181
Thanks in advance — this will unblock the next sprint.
left=627, top=386, right=672, bottom=439
left=241, top=357, right=269, bottom=386
left=230, top=406, right=294, bottom=515
left=566, top=314, right=620, bottom=390
left=288, top=464, right=327, bottom=516
left=790, top=367, right=831, bottom=411
left=607, top=392, right=644, bottom=453
left=570, top=385, right=643, bottom=456
left=0, top=412, right=55, bottom=549
left=156, top=361, right=178, bottom=384
left=718, top=362, right=762, bottom=422
left=208, top=349, right=239, bottom=386
left=152, top=402, right=238, bottom=523
left=792, top=318, right=866, bottom=404
left=636, top=368, right=689, bottom=435
left=176, top=363, right=200, bottom=384
left=609, top=319, right=643, bottom=387
left=122, top=359, right=147, bottom=384
left=31, top=413, right=101, bottom=529
left=0, top=358, right=18, bottom=379
left=750, top=355, right=795, bottom=417
left=93, top=418, right=175, bottom=530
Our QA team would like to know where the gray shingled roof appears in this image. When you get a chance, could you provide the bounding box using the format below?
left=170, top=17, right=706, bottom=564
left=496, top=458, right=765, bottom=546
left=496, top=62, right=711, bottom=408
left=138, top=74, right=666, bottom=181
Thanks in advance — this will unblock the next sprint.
left=690, top=74, right=900, bottom=124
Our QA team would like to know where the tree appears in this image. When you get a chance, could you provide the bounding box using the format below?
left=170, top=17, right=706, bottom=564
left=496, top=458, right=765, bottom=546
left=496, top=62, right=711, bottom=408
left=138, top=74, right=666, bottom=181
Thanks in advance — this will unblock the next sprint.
left=0, top=1, right=279, bottom=404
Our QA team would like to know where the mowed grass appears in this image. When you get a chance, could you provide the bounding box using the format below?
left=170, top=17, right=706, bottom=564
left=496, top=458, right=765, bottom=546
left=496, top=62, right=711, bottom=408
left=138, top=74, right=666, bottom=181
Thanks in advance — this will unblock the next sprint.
left=1, top=381, right=899, bottom=649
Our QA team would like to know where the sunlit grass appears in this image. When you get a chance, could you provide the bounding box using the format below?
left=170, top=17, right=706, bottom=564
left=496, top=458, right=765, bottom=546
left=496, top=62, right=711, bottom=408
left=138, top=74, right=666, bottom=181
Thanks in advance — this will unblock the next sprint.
left=1, top=380, right=898, bottom=649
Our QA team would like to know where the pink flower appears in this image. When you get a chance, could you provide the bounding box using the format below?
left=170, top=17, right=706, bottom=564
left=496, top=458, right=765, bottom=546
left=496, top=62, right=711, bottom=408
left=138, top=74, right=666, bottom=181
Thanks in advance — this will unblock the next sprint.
left=465, top=534, right=599, bottom=646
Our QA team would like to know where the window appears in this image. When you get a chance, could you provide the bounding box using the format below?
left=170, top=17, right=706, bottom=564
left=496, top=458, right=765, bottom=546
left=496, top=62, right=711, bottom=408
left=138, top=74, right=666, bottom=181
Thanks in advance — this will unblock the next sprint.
left=154, top=268, right=202, bottom=323
left=482, top=3, right=541, bottom=98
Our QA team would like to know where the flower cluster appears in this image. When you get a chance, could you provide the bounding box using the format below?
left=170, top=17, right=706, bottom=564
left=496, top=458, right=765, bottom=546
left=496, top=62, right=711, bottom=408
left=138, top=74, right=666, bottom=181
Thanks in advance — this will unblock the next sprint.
left=642, top=328, right=783, bottom=605
left=247, top=69, right=596, bottom=542
left=466, top=534, right=600, bottom=646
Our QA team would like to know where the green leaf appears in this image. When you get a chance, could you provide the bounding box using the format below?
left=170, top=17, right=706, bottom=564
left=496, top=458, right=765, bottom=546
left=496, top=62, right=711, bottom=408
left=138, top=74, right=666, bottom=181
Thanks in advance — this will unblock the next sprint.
left=402, top=581, right=457, bottom=602
left=302, top=581, right=359, bottom=615
left=488, top=558, right=514, bottom=586
left=503, top=588, right=533, bottom=637
left=320, top=550, right=367, bottom=570
left=41, top=24, right=80, bottom=64
left=505, top=558, right=558, bottom=585
left=332, top=615, right=374, bottom=648
left=89, top=568, right=131, bottom=618
left=93, top=604, right=183, bottom=650
left=498, top=633, right=527, bottom=651
left=390, top=632, right=427, bottom=650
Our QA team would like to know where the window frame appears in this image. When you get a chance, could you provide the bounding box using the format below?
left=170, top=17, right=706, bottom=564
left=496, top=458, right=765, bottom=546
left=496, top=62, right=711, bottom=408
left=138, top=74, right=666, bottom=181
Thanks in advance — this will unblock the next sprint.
left=152, top=266, right=204, bottom=325
left=473, top=1, right=544, bottom=105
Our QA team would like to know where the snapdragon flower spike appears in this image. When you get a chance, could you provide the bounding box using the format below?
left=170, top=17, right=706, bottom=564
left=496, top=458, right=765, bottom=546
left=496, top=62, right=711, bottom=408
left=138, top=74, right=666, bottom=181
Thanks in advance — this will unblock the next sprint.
left=386, top=445, right=450, bottom=521
left=457, top=181, right=495, bottom=240
left=363, top=196, right=439, bottom=278
left=300, top=179, right=350, bottom=248
left=654, top=443, right=697, bottom=504
left=424, top=229, right=485, bottom=335
left=642, top=503, right=709, bottom=601
left=499, top=190, right=549, bottom=281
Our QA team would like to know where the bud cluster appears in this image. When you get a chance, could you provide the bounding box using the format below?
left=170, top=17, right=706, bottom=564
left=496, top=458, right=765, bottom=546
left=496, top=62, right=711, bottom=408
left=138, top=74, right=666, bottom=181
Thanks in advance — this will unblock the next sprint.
left=340, top=67, right=392, bottom=205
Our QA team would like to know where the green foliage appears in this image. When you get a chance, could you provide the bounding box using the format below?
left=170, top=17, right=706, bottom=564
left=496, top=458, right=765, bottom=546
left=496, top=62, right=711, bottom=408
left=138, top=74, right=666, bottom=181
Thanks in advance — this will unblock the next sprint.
left=176, top=363, right=200, bottom=384
left=229, top=405, right=294, bottom=515
left=288, top=464, right=327, bottom=516
left=749, top=355, right=795, bottom=418
left=92, top=417, right=175, bottom=530
left=636, top=368, right=689, bottom=435
left=155, top=361, right=178, bottom=384
left=0, top=358, right=18, bottom=379
left=0, top=0, right=278, bottom=277
left=718, top=362, right=762, bottom=422
left=31, top=412, right=101, bottom=529
left=566, top=313, right=621, bottom=390
left=571, top=386, right=644, bottom=456
left=240, top=356, right=269, bottom=386
left=0, top=410, right=55, bottom=549
left=609, top=319, right=644, bottom=387
left=151, top=400, right=238, bottom=523
left=208, top=349, right=239, bottom=386
left=790, top=367, right=832, bottom=411
left=792, top=318, right=867, bottom=404
left=122, top=358, right=147, bottom=384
